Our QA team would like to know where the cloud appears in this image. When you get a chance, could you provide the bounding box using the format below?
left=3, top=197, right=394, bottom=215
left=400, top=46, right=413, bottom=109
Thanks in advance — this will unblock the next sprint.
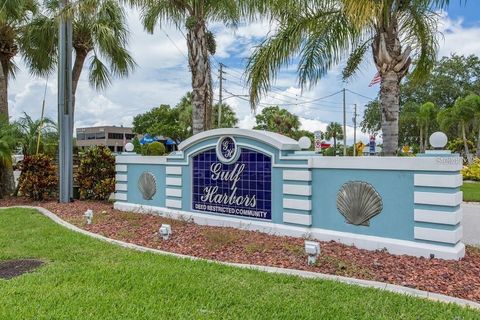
left=437, top=13, right=480, bottom=58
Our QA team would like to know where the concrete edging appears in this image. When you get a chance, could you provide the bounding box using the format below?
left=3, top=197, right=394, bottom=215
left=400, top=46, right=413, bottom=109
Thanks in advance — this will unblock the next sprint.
left=1, top=205, right=479, bottom=310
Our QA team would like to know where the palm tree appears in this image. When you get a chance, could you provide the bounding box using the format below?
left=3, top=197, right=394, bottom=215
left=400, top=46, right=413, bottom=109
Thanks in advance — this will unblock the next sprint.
left=438, top=96, right=477, bottom=162
left=212, top=103, right=238, bottom=129
left=324, top=122, right=343, bottom=154
left=15, top=112, right=57, bottom=157
left=0, top=0, right=54, bottom=195
left=454, top=94, right=480, bottom=162
left=25, top=0, right=136, bottom=117
left=473, top=95, right=480, bottom=157
left=129, top=0, right=260, bottom=134
left=247, top=0, right=450, bottom=155
left=417, top=102, right=437, bottom=152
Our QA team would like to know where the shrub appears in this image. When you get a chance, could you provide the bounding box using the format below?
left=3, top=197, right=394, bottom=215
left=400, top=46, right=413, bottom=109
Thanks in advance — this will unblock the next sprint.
left=132, top=136, right=142, bottom=154
left=19, top=154, right=57, bottom=200
left=462, top=158, right=480, bottom=181
left=145, top=141, right=165, bottom=156
left=76, top=146, right=115, bottom=200
left=447, top=138, right=475, bottom=154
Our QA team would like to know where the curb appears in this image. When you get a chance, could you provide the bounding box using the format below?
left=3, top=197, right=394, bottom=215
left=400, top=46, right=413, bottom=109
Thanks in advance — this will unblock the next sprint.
left=1, top=205, right=479, bottom=310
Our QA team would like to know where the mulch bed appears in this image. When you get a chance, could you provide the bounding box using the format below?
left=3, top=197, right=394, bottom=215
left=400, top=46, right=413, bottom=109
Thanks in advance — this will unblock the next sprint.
left=1, top=197, right=480, bottom=302
left=0, top=259, right=45, bottom=280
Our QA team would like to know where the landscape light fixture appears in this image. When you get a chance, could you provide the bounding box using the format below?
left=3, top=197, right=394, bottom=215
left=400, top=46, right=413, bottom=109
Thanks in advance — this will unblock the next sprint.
left=304, top=240, right=321, bottom=265
left=298, top=136, right=312, bottom=150
left=84, top=209, right=93, bottom=225
left=124, top=142, right=134, bottom=153
left=159, top=224, right=172, bottom=240
left=429, top=132, right=448, bottom=150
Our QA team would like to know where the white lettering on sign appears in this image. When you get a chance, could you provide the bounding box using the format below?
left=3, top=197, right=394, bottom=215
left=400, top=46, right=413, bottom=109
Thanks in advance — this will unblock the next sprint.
left=200, top=162, right=257, bottom=208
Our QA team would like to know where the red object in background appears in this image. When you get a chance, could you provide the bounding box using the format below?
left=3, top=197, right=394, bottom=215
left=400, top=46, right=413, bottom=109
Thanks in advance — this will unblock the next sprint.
left=320, top=142, right=331, bottom=149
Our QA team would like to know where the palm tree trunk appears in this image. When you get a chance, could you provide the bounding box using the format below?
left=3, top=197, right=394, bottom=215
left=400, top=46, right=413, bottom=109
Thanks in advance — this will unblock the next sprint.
left=419, top=126, right=424, bottom=153
left=462, top=121, right=472, bottom=164
left=476, top=128, right=480, bottom=157
left=0, top=58, right=14, bottom=196
left=71, top=49, right=88, bottom=123
left=333, top=136, right=337, bottom=155
left=187, top=21, right=212, bottom=135
left=379, top=71, right=400, bottom=156
left=0, top=59, right=7, bottom=119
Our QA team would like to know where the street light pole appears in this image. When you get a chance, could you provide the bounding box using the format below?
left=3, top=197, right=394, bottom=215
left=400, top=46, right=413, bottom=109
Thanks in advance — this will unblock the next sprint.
left=58, top=0, right=73, bottom=203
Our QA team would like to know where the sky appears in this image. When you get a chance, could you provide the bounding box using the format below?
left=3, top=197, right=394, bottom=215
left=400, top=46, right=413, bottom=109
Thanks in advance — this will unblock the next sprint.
left=7, top=1, right=480, bottom=145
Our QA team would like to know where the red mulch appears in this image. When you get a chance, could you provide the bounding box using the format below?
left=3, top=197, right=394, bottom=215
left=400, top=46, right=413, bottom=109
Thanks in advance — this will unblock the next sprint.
left=1, top=197, right=479, bottom=302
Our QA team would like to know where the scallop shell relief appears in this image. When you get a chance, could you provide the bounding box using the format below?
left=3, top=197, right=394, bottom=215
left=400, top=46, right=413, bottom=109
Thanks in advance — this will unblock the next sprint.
left=336, top=181, right=383, bottom=226
left=138, top=172, right=156, bottom=200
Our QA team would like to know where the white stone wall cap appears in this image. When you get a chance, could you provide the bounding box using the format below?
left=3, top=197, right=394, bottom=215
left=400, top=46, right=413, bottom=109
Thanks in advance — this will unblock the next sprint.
left=177, top=128, right=300, bottom=151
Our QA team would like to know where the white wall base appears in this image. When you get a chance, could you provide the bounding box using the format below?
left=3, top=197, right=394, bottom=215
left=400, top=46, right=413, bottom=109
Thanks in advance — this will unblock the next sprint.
left=114, top=202, right=465, bottom=260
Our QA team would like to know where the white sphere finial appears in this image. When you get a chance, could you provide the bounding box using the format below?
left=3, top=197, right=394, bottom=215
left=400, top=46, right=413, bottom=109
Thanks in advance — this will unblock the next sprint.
left=125, top=142, right=135, bottom=152
left=429, top=132, right=448, bottom=149
left=298, top=136, right=312, bottom=150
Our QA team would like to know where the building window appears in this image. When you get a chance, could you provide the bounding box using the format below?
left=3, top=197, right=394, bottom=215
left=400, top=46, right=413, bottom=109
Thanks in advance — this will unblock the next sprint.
left=77, top=133, right=86, bottom=140
left=96, top=132, right=105, bottom=139
left=87, top=133, right=96, bottom=140
left=108, top=133, right=124, bottom=140
left=125, top=134, right=135, bottom=140
left=117, top=146, right=123, bottom=152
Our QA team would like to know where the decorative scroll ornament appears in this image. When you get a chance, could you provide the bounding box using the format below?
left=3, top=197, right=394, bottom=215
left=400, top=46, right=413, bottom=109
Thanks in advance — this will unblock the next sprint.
left=336, top=181, right=383, bottom=226
left=138, top=172, right=156, bottom=200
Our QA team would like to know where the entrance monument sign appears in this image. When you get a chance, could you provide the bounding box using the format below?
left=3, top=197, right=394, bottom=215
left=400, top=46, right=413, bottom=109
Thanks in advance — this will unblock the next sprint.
left=114, top=129, right=464, bottom=260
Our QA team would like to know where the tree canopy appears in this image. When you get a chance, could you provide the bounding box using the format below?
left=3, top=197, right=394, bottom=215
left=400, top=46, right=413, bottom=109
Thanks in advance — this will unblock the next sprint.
left=253, top=106, right=301, bottom=137
left=133, top=93, right=238, bottom=142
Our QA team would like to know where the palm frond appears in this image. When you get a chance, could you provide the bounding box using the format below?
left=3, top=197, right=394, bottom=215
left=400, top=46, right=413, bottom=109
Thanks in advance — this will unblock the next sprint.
left=297, top=11, right=357, bottom=89
left=399, top=3, right=439, bottom=83
left=18, top=14, right=58, bottom=77
left=246, top=17, right=306, bottom=110
left=89, top=54, right=112, bottom=91
left=342, top=38, right=372, bottom=80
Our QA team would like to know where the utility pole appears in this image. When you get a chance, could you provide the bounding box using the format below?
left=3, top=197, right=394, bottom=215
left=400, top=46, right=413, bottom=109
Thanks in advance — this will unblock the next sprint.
left=58, top=0, right=73, bottom=203
left=342, top=88, right=346, bottom=156
left=218, top=63, right=226, bottom=128
left=353, top=104, right=357, bottom=156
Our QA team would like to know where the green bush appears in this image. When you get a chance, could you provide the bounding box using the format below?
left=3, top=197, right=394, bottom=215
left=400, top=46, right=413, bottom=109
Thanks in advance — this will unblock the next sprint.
left=132, top=136, right=142, bottom=154
left=76, top=146, right=115, bottom=200
left=462, top=158, right=480, bottom=181
left=145, top=141, right=165, bottom=156
left=19, top=154, right=57, bottom=200
left=447, top=138, right=475, bottom=154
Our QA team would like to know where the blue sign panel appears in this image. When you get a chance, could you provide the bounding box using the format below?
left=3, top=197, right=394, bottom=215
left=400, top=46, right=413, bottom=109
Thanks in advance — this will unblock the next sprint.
left=192, top=137, right=272, bottom=220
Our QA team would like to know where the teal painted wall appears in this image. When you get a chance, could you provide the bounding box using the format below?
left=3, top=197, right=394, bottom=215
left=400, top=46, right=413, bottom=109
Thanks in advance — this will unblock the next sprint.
left=127, top=164, right=166, bottom=207
left=311, top=169, right=414, bottom=240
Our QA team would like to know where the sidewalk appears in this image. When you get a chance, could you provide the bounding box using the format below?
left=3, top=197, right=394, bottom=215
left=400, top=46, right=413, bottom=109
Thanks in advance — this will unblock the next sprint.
left=462, top=202, right=480, bottom=245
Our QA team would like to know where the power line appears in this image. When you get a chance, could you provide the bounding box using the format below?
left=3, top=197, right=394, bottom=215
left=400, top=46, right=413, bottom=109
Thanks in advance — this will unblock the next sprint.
left=346, top=89, right=376, bottom=101
left=161, top=29, right=188, bottom=60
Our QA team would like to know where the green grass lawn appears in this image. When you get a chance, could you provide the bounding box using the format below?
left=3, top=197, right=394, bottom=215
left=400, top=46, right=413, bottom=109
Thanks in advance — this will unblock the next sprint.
left=0, top=208, right=478, bottom=319
left=462, top=182, right=480, bottom=202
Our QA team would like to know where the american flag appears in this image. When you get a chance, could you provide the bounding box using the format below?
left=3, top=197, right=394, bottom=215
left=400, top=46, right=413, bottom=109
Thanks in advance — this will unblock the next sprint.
left=368, top=72, right=381, bottom=87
